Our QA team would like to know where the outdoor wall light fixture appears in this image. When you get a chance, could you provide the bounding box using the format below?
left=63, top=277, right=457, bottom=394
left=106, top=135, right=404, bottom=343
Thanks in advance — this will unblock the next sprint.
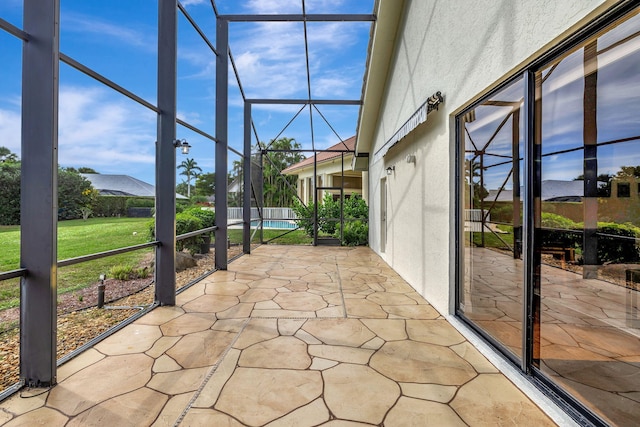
left=174, top=138, right=191, bottom=155
left=386, top=166, right=395, bottom=175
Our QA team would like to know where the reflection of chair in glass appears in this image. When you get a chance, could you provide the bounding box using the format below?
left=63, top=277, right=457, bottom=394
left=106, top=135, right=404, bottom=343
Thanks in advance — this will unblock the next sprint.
left=541, top=246, right=575, bottom=268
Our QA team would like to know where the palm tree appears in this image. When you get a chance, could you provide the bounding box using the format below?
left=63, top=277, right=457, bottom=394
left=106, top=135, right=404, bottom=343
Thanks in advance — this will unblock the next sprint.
left=177, top=158, right=202, bottom=198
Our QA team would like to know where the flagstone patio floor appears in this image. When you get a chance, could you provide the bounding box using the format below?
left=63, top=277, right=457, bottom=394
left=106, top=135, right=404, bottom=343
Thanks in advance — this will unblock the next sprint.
left=0, top=245, right=556, bottom=426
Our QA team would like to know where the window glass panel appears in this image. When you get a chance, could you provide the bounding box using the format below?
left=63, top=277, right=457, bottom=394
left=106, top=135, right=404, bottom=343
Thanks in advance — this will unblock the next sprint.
left=535, top=9, right=640, bottom=425
left=459, top=77, right=524, bottom=361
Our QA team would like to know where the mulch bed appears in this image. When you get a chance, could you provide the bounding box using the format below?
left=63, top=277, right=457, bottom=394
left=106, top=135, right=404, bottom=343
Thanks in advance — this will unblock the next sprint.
left=0, top=249, right=234, bottom=391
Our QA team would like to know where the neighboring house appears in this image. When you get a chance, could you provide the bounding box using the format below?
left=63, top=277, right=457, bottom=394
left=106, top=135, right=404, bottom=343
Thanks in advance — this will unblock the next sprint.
left=356, top=1, right=639, bottom=425
left=281, top=135, right=365, bottom=205
left=80, top=173, right=187, bottom=199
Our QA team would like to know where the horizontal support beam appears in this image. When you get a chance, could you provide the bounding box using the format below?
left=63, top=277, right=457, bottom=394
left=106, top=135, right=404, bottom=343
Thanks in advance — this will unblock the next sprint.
left=57, top=241, right=159, bottom=268
left=177, top=226, right=218, bottom=241
left=0, top=268, right=27, bottom=281
left=264, top=148, right=354, bottom=153
left=177, top=118, right=218, bottom=142
left=221, top=14, right=375, bottom=22
left=60, top=53, right=159, bottom=113
left=0, top=17, right=29, bottom=40
left=247, top=98, right=361, bottom=105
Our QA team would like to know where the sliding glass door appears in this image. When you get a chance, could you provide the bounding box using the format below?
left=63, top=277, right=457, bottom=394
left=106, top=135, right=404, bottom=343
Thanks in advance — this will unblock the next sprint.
left=457, top=6, right=640, bottom=425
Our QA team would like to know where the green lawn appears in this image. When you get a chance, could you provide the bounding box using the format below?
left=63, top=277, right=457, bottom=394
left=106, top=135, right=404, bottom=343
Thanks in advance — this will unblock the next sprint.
left=227, top=228, right=313, bottom=245
left=470, top=225, right=515, bottom=249
left=0, top=217, right=152, bottom=310
left=0, top=218, right=316, bottom=311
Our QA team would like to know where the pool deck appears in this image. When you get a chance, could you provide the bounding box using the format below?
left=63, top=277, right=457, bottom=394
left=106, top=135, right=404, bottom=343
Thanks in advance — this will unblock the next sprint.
left=0, top=245, right=558, bottom=426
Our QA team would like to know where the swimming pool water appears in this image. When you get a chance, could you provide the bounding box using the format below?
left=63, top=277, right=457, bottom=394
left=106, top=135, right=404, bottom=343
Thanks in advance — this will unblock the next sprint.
left=251, top=220, right=298, bottom=229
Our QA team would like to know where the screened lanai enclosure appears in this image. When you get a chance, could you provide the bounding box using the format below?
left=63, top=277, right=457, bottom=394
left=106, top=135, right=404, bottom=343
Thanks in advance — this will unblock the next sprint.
left=0, top=0, right=374, bottom=394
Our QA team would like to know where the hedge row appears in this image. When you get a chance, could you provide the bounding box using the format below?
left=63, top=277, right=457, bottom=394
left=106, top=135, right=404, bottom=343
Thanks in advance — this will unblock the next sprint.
left=540, top=213, right=640, bottom=263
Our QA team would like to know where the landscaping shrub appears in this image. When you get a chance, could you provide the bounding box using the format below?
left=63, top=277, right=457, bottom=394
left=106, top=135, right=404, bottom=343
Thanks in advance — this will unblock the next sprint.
left=109, top=264, right=150, bottom=280
left=182, top=206, right=216, bottom=230
left=318, top=193, right=340, bottom=235
left=339, top=220, right=369, bottom=246
left=344, top=194, right=368, bottom=219
left=175, top=212, right=204, bottom=254
left=292, top=199, right=316, bottom=237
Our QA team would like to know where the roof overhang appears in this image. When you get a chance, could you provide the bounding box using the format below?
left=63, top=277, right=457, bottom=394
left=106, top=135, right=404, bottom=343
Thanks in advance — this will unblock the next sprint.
left=355, top=0, right=405, bottom=156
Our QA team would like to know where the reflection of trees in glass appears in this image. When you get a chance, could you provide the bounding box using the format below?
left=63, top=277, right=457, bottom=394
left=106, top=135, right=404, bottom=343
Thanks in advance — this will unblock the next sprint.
left=574, top=173, right=612, bottom=197
left=465, top=159, right=488, bottom=206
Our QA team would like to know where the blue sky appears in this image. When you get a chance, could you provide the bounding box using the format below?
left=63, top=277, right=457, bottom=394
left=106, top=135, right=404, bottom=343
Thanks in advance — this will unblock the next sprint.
left=0, top=0, right=374, bottom=185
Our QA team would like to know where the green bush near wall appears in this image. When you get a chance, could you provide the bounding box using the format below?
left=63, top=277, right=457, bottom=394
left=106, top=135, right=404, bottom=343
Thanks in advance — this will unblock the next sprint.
left=339, top=220, right=368, bottom=246
left=292, top=194, right=369, bottom=246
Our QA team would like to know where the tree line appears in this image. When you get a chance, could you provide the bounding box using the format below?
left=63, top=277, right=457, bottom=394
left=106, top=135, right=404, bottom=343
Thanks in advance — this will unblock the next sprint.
left=0, top=147, right=97, bottom=225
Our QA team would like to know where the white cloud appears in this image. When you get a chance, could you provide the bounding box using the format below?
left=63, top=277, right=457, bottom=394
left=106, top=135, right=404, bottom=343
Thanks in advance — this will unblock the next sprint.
left=62, top=13, right=156, bottom=52
left=245, top=0, right=301, bottom=14
left=0, top=108, right=21, bottom=154
left=57, top=86, right=156, bottom=174
left=0, top=86, right=158, bottom=180
left=181, top=0, right=207, bottom=6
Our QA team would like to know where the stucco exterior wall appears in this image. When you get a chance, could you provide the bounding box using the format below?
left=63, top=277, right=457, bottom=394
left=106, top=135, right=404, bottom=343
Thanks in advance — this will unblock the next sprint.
left=365, top=0, right=613, bottom=314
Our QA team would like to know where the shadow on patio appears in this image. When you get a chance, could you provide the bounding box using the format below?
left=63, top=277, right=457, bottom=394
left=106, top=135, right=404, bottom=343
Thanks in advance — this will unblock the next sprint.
left=0, top=246, right=555, bottom=426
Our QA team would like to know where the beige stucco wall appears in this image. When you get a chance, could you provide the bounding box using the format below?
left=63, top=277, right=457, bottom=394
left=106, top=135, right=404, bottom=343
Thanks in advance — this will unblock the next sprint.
left=364, top=0, right=616, bottom=314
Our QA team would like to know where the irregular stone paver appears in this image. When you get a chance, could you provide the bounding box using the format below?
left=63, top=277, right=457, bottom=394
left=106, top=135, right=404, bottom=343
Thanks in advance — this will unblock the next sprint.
left=47, top=354, right=153, bottom=415
left=193, top=348, right=241, bottom=408
left=385, top=397, right=466, bottom=427
left=95, top=324, right=161, bottom=355
left=274, top=291, right=328, bottom=311
left=370, top=341, right=477, bottom=385
left=180, top=409, right=245, bottom=426
left=323, top=364, right=400, bottom=424
left=308, top=345, right=374, bottom=364
left=361, top=318, right=407, bottom=341
left=406, top=319, right=466, bottom=346
left=265, top=398, right=330, bottom=427
left=182, top=294, right=239, bottom=313
left=302, top=318, right=375, bottom=347
left=160, top=313, right=216, bottom=336
left=400, top=383, right=458, bottom=403
left=216, top=368, right=322, bottom=426
left=147, top=366, right=209, bottom=395
left=239, top=336, right=311, bottom=369
left=0, top=246, right=557, bottom=427
left=239, top=288, right=277, bottom=303
left=3, top=407, right=68, bottom=426
left=56, top=349, right=104, bottom=382
left=233, top=318, right=279, bottom=349
left=67, top=388, right=167, bottom=427
left=451, top=374, right=556, bottom=426
left=167, top=330, right=235, bottom=369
